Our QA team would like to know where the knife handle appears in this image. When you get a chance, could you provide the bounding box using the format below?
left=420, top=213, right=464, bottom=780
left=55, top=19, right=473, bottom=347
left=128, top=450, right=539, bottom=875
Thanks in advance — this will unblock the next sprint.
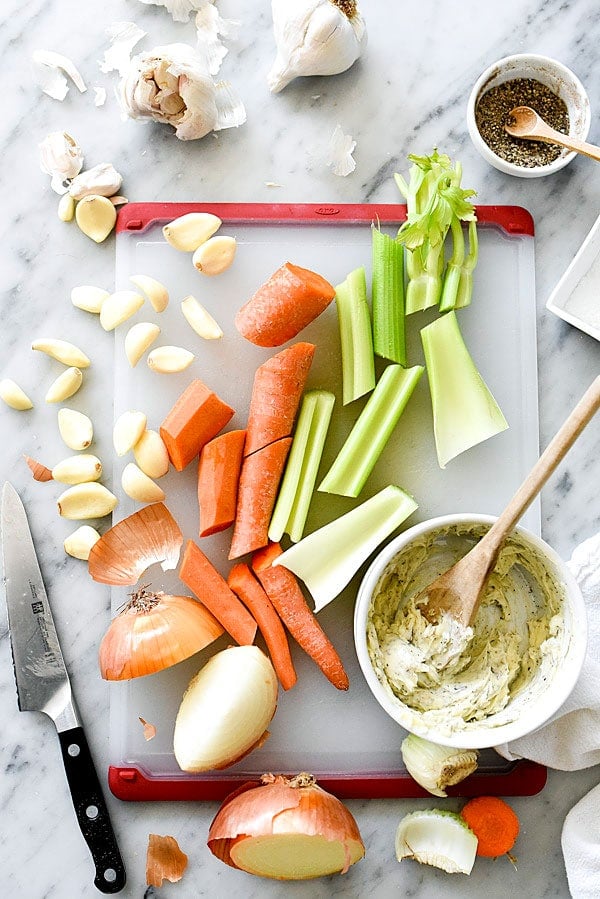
left=58, top=727, right=126, bottom=894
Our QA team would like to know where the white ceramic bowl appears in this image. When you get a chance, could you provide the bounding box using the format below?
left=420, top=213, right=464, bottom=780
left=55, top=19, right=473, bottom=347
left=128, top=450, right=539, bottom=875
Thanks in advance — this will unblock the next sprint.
left=354, top=514, right=587, bottom=749
left=467, top=53, right=591, bottom=178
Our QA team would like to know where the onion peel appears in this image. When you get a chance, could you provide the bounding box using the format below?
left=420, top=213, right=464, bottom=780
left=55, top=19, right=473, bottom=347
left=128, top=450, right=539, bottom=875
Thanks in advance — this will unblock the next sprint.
left=139, top=717, right=157, bottom=741
left=146, top=833, right=188, bottom=887
left=24, top=455, right=53, bottom=482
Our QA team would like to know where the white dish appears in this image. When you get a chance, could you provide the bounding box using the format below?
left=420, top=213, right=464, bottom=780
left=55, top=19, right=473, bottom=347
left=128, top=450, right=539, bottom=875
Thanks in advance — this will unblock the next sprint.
left=546, top=212, right=600, bottom=341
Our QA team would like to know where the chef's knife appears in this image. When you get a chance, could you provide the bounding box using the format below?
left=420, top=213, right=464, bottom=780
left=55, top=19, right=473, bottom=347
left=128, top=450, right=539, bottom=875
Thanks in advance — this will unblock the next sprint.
left=0, top=482, right=126, bottom=894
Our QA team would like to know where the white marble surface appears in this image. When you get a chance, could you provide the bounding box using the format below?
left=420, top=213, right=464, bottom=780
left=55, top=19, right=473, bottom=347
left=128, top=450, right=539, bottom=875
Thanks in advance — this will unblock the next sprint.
left=1, top=1, right=600, bottom=896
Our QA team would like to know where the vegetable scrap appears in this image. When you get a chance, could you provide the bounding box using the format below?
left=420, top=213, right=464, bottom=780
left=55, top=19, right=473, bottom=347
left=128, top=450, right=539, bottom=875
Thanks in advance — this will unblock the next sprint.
left=401, top=734, right=478, bottom=797
left=99, top=22, right=146, bottom=77
left=146, top=833, right=188, bottom=888
left=39, top=132, right=83, bottom=194
left=395, top=809, right=478, bottom=874
left=138, top=717, right=157, bottom=741
left=461, top=796, right=520, bottom=858
left=32, top=49, right=87, bottom=100
left=24, top=455, right=53, bottom=482
left=195, top=1, right=240, bottom=76
left=327, top=125, right=357, bottom=177
left=137, top=0, right=205, bottom=23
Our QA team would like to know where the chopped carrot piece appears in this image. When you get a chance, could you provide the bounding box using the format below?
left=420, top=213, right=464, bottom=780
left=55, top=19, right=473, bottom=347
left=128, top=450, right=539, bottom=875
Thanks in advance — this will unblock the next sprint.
left=160, top=379, right=235, bottom=471
left=251, top=544, right=349, bottom=691
left=235, top=262, right=336, bottom=347
left=229, top=437, right=292, bottom=560
left=179, top=540, right=257, bottom=645
left=244, top=342, right=315, bottom=456
left=251, top=541, right=284, bottom=572
left=461, top=796, right=520, bottom=857
left=228, top=563, right=297, bottom=691
left=198, top=429, right=246, bottom=537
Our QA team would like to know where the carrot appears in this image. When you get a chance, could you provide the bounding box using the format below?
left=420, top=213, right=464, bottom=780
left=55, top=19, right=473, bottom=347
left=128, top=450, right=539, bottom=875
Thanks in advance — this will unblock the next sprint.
left=235, top=262, right=336, bottom=347
left=229, top=437, right=292, bottom=560
left=179, top=540, right=257, bottom=645
left=227, top=563, right=297, bottom=691
left=198, top=429, right=246, bottom=537
left=251, top=543, right=349, bottom=691
left=160, top=379, right=235, bottom=471
left=460, top=796, right=520, bottom=857
left=244, top=342, right=315, bottom=456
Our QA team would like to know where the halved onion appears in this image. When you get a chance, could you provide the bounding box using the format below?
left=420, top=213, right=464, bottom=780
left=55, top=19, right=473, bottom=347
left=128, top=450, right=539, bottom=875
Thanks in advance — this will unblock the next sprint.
left=24, top=454, right=53, bottom=482
left=208, top=773, right=365, bottom=880
left=99, top=589, right=224, bottom=680
left=146, top=834, right=188, bottom=888
left=88, top=502, right=182, bottom=585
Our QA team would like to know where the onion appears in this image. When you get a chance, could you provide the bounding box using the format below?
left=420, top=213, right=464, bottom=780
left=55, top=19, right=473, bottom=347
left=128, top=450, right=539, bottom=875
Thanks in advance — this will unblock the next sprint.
left=174, top=646, right=278, bottom=773
left=98, top=588, right=224, bottom=680
left=208, top=773, right=365, bottom=880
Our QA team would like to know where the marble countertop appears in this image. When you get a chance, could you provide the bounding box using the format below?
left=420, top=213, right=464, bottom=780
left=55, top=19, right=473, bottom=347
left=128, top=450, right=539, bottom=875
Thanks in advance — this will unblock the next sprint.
left=1, top=1, right=600, bottom=896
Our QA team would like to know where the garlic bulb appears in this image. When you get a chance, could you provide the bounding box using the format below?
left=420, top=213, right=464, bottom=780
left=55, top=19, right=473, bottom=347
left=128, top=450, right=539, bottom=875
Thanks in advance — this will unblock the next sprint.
left=39, top=132, right=84, bottom=194
left=268, top=0, right=367, bottom=94
left=119, top=42, right=245, bottom=141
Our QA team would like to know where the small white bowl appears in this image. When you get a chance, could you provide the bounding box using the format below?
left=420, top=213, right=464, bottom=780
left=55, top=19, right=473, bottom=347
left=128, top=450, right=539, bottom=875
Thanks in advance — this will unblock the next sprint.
left=354, top=514, right=587, bottom=749
left=546, top=210, right=600, bottom=342
left=467, top=53, right=591, bottom=178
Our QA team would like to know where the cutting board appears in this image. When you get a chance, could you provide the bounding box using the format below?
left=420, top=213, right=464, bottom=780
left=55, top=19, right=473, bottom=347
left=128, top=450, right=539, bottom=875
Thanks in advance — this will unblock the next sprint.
left=108, top=203, right=545, bottom=800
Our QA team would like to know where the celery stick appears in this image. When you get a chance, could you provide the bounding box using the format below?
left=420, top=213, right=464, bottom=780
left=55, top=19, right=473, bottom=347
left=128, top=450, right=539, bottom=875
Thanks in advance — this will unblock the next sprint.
left=455, top=219, right=479, bottom=309
left=372, top=227, right=406, bottom=365
left=421, top=311, right=508, bottom=469
left=438, top=217, right=465, bottom=312
left=319, top=364, right=424, bottom=497
left=335, top=267, right=375, bottom=404
left=274, top=485, right=418, bottom=612
left=268, top=390, right=335, bottom=544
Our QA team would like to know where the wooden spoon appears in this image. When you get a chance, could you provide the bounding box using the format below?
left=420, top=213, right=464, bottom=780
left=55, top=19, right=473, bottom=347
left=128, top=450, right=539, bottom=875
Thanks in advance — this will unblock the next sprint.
left=420, top=375, right=600, bottom=628
left=505, top=106, right=600, bottom=163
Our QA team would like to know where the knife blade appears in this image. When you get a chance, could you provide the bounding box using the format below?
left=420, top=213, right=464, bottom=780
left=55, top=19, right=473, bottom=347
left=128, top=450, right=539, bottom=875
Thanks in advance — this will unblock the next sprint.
left=1, top=482, right=126, bottom=894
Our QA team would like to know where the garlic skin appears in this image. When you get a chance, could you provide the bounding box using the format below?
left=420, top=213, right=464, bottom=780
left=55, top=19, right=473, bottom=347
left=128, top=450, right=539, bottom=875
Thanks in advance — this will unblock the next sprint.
left=69, top=163, right=123, bottom=201
left=268, top=0, right=367, bottom=93
left=119, top=43, right=246, bottom=141
left=39, top=132, right=84, bottom=195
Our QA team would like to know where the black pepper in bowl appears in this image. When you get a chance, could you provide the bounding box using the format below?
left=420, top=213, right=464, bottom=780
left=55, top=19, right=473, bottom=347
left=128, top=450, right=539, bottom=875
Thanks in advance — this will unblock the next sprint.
left=475, top=78, right=570, bottom=167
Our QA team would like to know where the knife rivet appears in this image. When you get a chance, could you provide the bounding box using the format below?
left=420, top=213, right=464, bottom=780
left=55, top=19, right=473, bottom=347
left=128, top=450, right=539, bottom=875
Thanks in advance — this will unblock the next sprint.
left=86, top=805, right=99, bottom=820
left=67, top=743, right=80, bottom=757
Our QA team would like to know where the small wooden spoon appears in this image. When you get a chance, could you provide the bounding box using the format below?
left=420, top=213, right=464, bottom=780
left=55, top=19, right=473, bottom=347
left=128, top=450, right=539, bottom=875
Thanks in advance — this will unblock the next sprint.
left=505, top=106, right=600, bottom=163
left=420, top=375, right=600, bottom=628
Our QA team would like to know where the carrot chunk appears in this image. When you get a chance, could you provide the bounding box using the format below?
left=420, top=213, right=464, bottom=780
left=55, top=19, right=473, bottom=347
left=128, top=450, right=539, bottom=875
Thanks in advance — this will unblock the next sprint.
left=198, top=429, right=246, bottom=537
left=461, top=797, right=520, bottom=857
left=160, top=379, right=235, bottom=472
left=235, top=262, right=335, bottom=347
left=179, top=540, right=257, bottom=645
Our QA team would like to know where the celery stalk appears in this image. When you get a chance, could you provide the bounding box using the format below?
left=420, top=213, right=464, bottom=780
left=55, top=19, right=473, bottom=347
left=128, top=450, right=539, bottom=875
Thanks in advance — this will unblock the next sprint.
left=372, top=227, right=406, bottom=365
left=421, top=311, right=508, bottom=469
left=268, top=390, right=335, bottom=544
left=335, top=267, right=375, bottom=404
left=438, top=217, right=465, bottom=312
left=455, top=219, right=479, bottom=309
left=319, top=364, right=424, bottom=497
left=274, top=485, right=418, bottom=612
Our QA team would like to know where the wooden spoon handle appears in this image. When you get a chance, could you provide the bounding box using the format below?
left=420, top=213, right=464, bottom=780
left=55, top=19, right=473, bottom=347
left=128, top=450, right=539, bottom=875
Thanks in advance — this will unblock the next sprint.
left=535, top=127, right=600, bottom=163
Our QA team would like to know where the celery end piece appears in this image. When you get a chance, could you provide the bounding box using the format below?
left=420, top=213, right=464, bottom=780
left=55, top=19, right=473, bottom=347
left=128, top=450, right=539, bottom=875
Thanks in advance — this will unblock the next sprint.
left=372, top=228, right=406, bottom=365
left=335, top=267, right=375, bottom=405
left=438, top=264, right=462, bottom=312
left=421, top=311, right=508, bottom=469
left=274, top=485, right=418, bottom=612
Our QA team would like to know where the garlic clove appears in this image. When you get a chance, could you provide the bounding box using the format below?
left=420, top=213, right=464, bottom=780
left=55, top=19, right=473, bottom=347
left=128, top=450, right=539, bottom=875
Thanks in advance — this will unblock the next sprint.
left=32, top=337, right=91, bottom=369
left=100, top=290, right=145, bottom=331
left=147, top=346, right=195, bottom=374
left=64, top=525, right=101, bottom=560
left=0, top=379, right=33, bottom=411
left=69, top=163, right=123, bottom=200
left=75, top=195, right=117, bottom=243
left=133, top=429, right=170, bottom=479
left=192, top=235, right=236, bottom=276
left=52, top=454, right=103, bottom=485
left=57, top=482, right=118, bottom=520
left=125, top=322, right=161, bottom=367
left=113, top=410, right=147, bottom=457
left=58, top=408, right=94, bottom=450
left=122, top=462, right=166, bottom=504
left=58, top=194, right=76, bottom=221
left=39, top=131, right=84, bottom=194
left=162, top=212, right=221, bottom=252
left=45, top=367, right=83, bottom=403
left=71, top=285, right=110, bottom=314
left=110, top=195, right=129, bottom=207
left=130, top=275, right=169, bottom=313
left=180, top=295, right=223, bottom=339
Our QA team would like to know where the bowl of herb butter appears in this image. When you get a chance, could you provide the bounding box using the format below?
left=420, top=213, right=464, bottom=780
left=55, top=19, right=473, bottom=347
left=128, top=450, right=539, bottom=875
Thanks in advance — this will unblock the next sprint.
left=354, top=514, right=587, bottom=749
left=467, top=53, right=590, bottom=178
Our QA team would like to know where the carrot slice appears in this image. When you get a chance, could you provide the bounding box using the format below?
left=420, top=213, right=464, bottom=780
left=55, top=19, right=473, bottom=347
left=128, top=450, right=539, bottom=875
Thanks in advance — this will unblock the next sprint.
left=179, top=540, right=257, bottom=645
left=244, top=343, right=315, bottom=456
left=228, top=563, right=297, bottom=691
left=160, top=379, right=235, bottom=471
left=235, top=262, right=336, bottom=347
left=198, top=429, right=246, bottom=537
left=251, top=543, right=349, bottom=691
left=229, top=437, right=292, bottom=560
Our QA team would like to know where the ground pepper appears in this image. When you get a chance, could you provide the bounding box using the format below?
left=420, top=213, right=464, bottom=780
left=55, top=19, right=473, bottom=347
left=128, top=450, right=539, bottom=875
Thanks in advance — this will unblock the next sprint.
left=475, top=77, right=570, bottom=167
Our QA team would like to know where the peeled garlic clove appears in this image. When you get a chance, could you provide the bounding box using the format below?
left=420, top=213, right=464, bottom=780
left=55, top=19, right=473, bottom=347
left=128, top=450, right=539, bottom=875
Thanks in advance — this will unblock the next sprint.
left=32, top=337, right=91, bottom=368
left=75, top=194, right=117, bottom=243
left=130, top=275, right=169, bottom=313
left=57, top=483, right=118, bottom=520
left=192, top=235, right=236, bottom=276
left=147, top=346, right=195, bottom=374
left=181, top=295, right=223, bottom=339
left=64, top=525, right=101, bottom=560
left=133, top=429, right=169, bottom=479
left=69, top=163, right=123, bottom=200
left=45, top=367, right=83, bottom=403
left=58, top=193, right=76, bottom=222
left=52, top=454, right=102, bottom=485
left=0, top=379, right=33, bottom=410
left=163, top=213, right=221, bottom=252
left=114, top=410, right=147, bottom=456
left=122, top=462, right=166, bottom=503
left=71, top=285, right=110, bottom=314
left=100, top=290, right=145, bottom=331
left=58, top=408, right=93, bottom=450
left=125, top=322, right=160, bottom=367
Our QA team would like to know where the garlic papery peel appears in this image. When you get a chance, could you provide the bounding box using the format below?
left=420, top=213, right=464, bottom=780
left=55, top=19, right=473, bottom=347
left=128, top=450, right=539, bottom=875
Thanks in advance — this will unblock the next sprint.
left=146, top=834, right=188, bottom=888
left=39, top=132, right=83, bottom=194
left=99, top=21, right=147, bottom=77
left=24, top=455, right=53, bottom=482
left=268, top=0, right=367, bottom=94
left=327, top=125, right=356, bottom=176
left=88, top=502, right=183, bottom=585
left=401, top=735, right=478, bottom=798
left=130, top=275, right=169, bottom=312
left=195, top=2, right=240, bottom=76
left=137, top=0, right=207, bottom=24
left=94, top=87, right=107, bottom=107
left=119, top=43, right=246, bottom=141
left=32, top=49, right=87, bottom=100
left=69, top=163, right=123, bottom=200
left=139, top=717, right=157, bottom=741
